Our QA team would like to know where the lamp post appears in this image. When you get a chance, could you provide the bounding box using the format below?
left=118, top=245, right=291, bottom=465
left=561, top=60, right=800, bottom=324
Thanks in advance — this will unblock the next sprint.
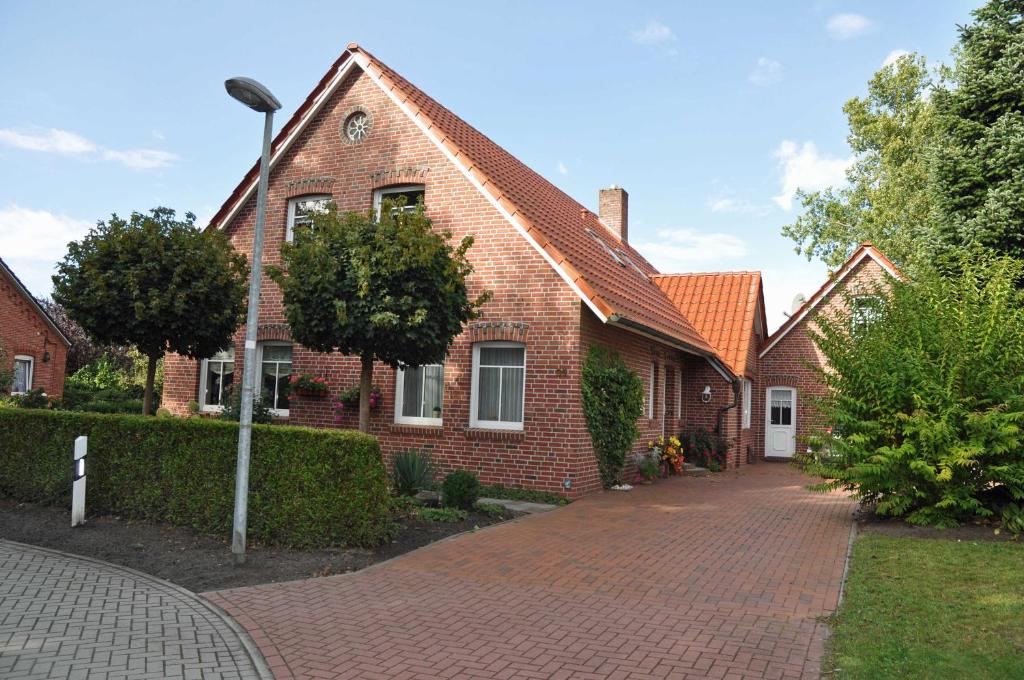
left=225, top=77, right=281, bottom=565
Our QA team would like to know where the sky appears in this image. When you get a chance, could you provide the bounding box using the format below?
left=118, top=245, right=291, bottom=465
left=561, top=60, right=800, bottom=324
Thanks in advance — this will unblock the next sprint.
left=0, top=0, right=978, bottom=331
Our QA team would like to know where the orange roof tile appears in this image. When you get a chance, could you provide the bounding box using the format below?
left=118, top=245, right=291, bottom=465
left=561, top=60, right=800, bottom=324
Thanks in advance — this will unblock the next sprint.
left=208, top=45, right=722, bottom=365
left=653, top=272, right=763, bottom=376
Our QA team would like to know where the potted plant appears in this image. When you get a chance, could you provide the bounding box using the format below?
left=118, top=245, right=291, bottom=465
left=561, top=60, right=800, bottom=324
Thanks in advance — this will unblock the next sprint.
left=289, top=373, right=330, bottom=398
left=633, top=448, right=661, bottom=485
left=336, top=385, right=383, bottom=410
left=650, top=435, right=684, bottom=476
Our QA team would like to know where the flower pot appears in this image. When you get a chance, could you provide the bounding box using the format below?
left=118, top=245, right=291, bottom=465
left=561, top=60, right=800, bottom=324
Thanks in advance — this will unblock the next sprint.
left=294, top=388, right=327, bottom=399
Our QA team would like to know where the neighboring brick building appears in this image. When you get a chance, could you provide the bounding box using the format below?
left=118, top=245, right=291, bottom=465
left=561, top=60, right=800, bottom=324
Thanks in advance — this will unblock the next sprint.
left=161, top=44, right=895, bottom=495
left=754, top=244, right=901, bottom=460
left=0, top=257, right=71, bottom=398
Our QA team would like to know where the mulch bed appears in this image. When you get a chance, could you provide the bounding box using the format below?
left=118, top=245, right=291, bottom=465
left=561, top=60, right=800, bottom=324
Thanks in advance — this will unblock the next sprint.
left=857, top=509, right=1019, bottom=543
left=0, top=498, right=518, bottom=593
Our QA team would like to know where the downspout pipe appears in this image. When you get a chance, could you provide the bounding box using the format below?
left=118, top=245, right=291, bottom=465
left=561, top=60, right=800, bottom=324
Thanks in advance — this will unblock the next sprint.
left=716, top=378, right=741, bottom=467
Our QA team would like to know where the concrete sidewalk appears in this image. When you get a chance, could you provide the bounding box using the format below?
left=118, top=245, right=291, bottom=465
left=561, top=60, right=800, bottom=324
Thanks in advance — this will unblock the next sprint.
left=0, top=540, right=270, bottom=679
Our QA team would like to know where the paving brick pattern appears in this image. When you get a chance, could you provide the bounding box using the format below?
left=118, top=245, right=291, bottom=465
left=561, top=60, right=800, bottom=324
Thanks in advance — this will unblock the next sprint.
left=0, top=541, right=269, bottom=679
left=207, top=465, right=854, bottom=679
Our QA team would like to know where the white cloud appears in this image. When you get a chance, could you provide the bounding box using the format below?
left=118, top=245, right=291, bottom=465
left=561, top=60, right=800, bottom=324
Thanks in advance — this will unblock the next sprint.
left=100, top=148, right=179, bottom=170
left=630, top=20, right=675, bottom=46
left=0, top=128, right=96, bottom=154
left=0, top=126, right=178, bottom=170
left=749, top=57, right=783, bottom=87
left=772, top=140, right=851, bottom=210
left=827, top=13, right=872, bottom=40
left=634, top=228, right=747, bottom=272
left=557, top=161, right=569, bottom=175
left=0, top=204, right=94, bottom=295
left=708, top=197, right=773, bottom=216
left=883, top=49, right=911, bottom=67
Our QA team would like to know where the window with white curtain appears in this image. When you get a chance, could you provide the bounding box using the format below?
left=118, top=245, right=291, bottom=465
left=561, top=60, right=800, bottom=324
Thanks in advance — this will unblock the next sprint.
left=395, top=363, right=444, bottom=425
left=470, top=343, right=525, bottom=430
left=257, top=342, right=292, bottom=415
left=742, top=378, right=752, bottom=429
left=199, top=348, right=235, bottom=412
left=373, top=185, right=425, bottom=218
left=286, top=195, right=330, bottom=242
left=12, top=355, right=33, bottom=394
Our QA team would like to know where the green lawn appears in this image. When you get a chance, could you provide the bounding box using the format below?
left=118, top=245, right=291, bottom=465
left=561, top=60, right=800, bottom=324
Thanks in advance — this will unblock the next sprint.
left=826, top=533, right=1024, bottom=679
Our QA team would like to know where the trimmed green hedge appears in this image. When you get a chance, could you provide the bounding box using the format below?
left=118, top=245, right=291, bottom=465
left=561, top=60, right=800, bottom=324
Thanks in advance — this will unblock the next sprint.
left=0, top=408, right=392, bottom=548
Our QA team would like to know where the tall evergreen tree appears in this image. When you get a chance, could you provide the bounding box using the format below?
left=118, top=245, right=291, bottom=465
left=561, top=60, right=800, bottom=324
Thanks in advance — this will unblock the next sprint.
left=931, top=0, right=1024, bottom=261
left=783, top=54, right=937, bottom=269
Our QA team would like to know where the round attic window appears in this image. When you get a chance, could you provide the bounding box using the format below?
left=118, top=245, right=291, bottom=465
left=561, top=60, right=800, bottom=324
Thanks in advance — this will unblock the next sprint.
left=343, top=110, right=370, bottom=143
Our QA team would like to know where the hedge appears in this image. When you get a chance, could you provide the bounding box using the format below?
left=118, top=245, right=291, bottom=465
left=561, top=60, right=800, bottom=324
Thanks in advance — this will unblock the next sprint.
left=0, top=408, right=393, bottom=548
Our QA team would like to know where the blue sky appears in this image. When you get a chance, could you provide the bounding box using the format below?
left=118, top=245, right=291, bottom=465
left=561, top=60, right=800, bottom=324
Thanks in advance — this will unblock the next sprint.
left=0, top=0, right=977, bottom=330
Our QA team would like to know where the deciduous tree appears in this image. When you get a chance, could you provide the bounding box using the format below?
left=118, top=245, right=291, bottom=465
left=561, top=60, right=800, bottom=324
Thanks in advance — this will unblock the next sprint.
left=52, top=207, right=248, bottom=414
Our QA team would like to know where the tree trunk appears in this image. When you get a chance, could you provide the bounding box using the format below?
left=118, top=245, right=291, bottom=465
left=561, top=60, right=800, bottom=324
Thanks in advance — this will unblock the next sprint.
left=358, top=352, right=373, bottom=433
left=143, top=354, right=158, bottom=416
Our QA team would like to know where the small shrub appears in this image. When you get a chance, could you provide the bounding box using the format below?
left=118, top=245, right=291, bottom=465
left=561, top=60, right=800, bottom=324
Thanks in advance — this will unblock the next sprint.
left=391, top=449, right=434, bottom=496
left=13, top=388, right=49, bottom=409
left=442, top=470, right=480, bottom=510
left=1001, top=503, right=1024, bottom=536
left=418, top=506, right=468, bottom=522
left=581, top=346, right=644, bottom=487
left=682, top=427, right=728, bottom=470
left=217, top=385, right=274, bottom=424
left=475, top=502, right=507, bottom=517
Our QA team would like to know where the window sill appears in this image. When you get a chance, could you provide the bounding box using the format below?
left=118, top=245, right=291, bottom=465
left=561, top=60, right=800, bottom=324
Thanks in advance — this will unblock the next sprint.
left=390, top=423, right=443, bottom=436
left=464, top=428, right=525, bottom=442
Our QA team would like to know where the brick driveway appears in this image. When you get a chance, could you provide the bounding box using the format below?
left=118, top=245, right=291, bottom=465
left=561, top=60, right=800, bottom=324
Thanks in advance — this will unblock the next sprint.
left=206, top=465, right=854, bottom=679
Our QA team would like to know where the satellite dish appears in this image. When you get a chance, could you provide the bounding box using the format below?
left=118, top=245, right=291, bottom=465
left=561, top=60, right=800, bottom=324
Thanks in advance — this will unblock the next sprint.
left=791, top=294, right=807, bottom=313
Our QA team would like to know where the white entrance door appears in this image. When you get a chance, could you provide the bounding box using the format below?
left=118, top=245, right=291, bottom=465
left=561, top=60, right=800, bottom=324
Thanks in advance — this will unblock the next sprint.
left=765, top=387, right=796, bottom=458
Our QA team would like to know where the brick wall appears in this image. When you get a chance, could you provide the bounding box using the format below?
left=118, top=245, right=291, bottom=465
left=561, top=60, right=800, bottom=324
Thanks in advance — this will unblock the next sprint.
left=0, top=267, right=68, bottom=397
left=164, top=65, right=597, bottom=496
left=754, top=257, right=889, bottom=458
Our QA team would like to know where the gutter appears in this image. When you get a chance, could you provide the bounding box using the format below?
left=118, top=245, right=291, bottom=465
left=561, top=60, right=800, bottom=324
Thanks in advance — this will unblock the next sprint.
left=716, top=379, right=741, bottom=463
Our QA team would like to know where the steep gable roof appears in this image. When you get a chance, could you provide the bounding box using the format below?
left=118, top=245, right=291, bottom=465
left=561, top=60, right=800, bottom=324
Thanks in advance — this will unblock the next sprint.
left=653, top=272, right=764, bottom=376
left=759, top=242, right=902, bottom=358
left=207, top=44, right=728, bottom=375
left=0, top=257, right=72, bottom=347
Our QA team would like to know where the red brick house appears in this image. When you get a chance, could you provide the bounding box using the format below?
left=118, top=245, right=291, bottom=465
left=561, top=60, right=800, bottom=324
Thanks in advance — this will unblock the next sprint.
left=0, top=257, right=71, bottom=398
left=754, top=243, right=902, bottom=459
left=162, top=45, right=895, bottom=495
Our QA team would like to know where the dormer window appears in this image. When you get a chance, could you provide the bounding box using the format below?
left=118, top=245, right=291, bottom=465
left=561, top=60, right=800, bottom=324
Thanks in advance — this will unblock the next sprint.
left=373, top=185, right=425, bottom=218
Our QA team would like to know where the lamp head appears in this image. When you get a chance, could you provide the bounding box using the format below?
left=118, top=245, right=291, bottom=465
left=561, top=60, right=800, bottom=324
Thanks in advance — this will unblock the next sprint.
left=225, top=77, right=281, bottom=113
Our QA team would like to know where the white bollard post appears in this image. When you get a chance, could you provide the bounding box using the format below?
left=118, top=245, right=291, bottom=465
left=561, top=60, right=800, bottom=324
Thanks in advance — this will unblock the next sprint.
left=71, top=436, right=87, bottom=527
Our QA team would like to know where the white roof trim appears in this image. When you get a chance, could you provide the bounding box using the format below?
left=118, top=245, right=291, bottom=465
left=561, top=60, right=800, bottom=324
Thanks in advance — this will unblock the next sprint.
left=351, top=52, right=608, bottom=324
left=759, top=247, right=898, bottom=358
left=216, top=56, right=361, bottom=232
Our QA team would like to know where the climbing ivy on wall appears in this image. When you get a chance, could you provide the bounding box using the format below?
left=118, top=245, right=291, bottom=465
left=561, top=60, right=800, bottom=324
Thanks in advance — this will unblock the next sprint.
left=581, top=346, right=644, bottom=487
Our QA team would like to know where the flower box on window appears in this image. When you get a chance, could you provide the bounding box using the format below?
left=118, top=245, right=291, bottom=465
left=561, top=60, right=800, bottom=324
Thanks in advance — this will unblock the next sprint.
left=289, top=373, right=330, bottom=399
left=336, top=385, right=383, bottom=410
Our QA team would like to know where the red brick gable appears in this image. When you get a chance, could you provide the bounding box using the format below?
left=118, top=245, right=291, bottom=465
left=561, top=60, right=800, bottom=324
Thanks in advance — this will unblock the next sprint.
left=759, top=242, right=902, bottom=358
left=0, top=258, right=71, bottom=348
left=653, top=272, right=764, bottom=376
left=206, top=44, right=722, bottom=366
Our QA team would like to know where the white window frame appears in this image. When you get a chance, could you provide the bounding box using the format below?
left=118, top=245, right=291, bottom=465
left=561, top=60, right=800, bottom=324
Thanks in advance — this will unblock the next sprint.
left=850, top=294, right=884, bottom=333
left=198, top=348, right=235, bottom=413
left=394, top=363, right=444, bottom=426
left=647, top=362, right=656, bottom=418
left=469, top=341, right=526, bottom=431
left=255, top=341, right=292, bottom=417
left=12, top=355, right=33, bottom=395
left=373, top=184, right=425, bottom=218
left=285, top=194, right=330, bottom=242
left=742, top=378, right=752, bottom=429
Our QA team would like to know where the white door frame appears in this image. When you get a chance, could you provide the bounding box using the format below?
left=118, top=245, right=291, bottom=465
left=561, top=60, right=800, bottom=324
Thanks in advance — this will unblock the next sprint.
left=765, top=386, right=796, bottom=458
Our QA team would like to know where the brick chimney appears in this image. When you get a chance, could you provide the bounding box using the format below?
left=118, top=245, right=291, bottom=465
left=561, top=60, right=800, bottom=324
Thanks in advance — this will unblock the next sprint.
left=598, top=185, right=628, bottom=243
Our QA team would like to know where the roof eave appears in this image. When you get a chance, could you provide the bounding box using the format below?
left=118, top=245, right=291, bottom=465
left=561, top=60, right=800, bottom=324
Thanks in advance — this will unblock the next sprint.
left=0, top=259, right=72, bottom=347
left=607, top=315, right=735, bottom=381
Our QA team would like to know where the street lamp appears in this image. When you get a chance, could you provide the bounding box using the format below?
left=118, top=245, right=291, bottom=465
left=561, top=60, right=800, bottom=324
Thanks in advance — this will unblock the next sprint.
left=225, top=76, right=281, bottom=565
